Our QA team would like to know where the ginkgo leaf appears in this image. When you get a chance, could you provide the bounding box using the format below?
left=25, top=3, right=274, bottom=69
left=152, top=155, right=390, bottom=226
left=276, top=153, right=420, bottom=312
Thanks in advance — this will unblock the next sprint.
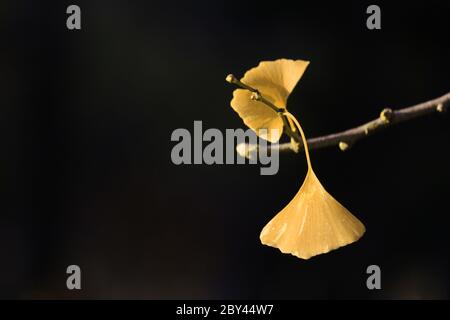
left=231, top=89, right=284, bottom=142
left=260, top=169, right=366, bottom=260
left=230, top=59, right=309, bottom=143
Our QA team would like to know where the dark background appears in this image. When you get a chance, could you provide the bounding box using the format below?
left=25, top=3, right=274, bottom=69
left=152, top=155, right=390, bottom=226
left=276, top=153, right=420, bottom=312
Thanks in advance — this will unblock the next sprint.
left=0, top=0, right=449, bottom=299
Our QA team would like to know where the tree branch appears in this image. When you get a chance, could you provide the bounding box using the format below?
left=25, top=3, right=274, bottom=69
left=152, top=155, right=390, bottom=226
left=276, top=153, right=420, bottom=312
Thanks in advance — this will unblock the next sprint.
left=238, top=92, right=450, bottom=158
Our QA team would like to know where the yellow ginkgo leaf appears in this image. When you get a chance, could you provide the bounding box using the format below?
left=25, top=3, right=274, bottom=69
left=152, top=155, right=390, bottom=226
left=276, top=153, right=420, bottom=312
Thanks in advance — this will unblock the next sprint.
left=259, top=112, right=365, bottom=259
left=230, top=59, right=309, bottom=143
left=260, top=169, right=366, bottom=260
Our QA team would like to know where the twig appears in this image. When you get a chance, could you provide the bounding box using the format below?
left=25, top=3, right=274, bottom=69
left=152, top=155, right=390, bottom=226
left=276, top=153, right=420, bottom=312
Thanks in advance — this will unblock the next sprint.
left=230, top=79, right=450, bottom=157
left=276, top=92, right=449, bottom=154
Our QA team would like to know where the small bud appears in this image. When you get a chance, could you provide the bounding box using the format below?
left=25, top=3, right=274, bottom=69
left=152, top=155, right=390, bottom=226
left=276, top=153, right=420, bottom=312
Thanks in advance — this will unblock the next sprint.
left=251, top=92, right=261, bottom=101
left=436, top=103, right=445, bottom=113
left=380, top=108, right=393, bottom=123
left=339, top=141, right=350, bottom=151
left=226, top=74, right=236, bottom=83
left=290, top=138, right=300, bottom=153
left=236, top=143, right=257, bottom=159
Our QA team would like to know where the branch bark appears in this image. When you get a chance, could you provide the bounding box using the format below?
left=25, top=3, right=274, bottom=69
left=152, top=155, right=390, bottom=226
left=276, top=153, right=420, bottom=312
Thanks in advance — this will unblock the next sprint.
left=239, top=92, right=449, bottom=157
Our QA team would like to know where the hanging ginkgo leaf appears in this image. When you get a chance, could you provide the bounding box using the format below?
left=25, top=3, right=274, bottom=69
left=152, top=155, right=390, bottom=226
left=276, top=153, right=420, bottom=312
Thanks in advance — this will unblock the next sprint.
left=260, top=168, right=366, bottom=260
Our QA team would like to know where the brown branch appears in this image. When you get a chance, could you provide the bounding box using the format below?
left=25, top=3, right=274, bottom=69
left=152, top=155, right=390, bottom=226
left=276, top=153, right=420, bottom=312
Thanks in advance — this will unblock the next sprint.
left=238, top=92, right=450, bottom=157
left=226, top=74, right=448, bottom=156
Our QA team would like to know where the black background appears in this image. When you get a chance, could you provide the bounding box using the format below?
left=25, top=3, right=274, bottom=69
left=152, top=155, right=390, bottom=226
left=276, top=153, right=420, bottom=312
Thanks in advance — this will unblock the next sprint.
left=0, top=0, right=449, bottom=299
